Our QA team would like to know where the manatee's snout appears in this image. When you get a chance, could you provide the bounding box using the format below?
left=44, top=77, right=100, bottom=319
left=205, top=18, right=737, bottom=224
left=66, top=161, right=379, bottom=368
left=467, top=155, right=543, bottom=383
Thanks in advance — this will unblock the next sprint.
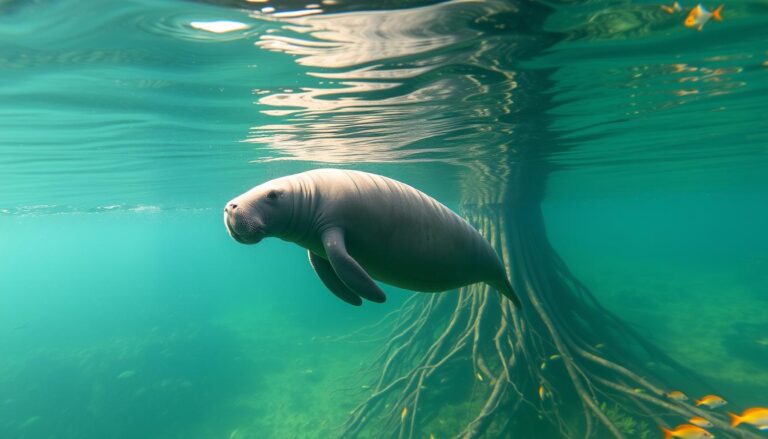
left=223, top=198, right=265, bottom=245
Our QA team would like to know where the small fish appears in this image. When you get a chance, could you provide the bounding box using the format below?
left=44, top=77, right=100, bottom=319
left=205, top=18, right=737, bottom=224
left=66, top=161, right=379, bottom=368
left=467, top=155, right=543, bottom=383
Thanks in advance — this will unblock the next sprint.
left=401, top=406, right=408, bottom=421
left=684, top=4, right=723, bottom=31
left=476, top=373, right=484, bottom=381
left=548, top=354, right=561, bottom=360
left=633, top=388, right=646, bottom=394
left=729, top=407, right=768, bottom=430
left=540, top=362, right=547, bottom=371
left=695, top=394, right=727, bottom=409
left=689, top=417, right=713, bottom=428
left=666, top=390, right=689, bottom=401
left=594, top=343, right=605, bottom=349
left=662, top=424, right=714, bottom=439
left=661, top=1, right=682, bottom=14
left=430, top=434, right=435, bottom=439
left=539, top=385, right=546, bottom=400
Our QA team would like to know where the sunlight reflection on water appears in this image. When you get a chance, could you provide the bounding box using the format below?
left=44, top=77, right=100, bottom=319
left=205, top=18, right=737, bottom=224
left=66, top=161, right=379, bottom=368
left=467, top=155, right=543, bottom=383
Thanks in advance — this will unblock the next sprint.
left=243, top=0, right=522, bottom=165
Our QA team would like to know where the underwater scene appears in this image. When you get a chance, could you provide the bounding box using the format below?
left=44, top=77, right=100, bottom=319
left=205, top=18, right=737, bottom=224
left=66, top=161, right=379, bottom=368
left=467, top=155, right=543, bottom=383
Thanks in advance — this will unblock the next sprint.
left=1, top=0, right=767, bottom=438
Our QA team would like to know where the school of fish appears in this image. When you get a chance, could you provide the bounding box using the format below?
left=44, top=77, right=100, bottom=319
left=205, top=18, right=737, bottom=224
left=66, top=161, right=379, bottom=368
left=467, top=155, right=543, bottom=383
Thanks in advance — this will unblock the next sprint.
left=660, top=388, right=768, bottom=438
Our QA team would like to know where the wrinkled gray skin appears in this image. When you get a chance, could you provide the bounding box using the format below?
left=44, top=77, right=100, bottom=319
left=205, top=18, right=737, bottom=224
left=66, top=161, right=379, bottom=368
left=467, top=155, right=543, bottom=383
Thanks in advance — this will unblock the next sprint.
left=224, top=169, right=521, bottom=307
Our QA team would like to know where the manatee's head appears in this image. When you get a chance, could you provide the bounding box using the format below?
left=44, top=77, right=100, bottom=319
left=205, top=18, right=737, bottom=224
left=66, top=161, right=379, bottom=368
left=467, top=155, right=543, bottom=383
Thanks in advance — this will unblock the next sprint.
left=224, top=178, right=295, bottom=245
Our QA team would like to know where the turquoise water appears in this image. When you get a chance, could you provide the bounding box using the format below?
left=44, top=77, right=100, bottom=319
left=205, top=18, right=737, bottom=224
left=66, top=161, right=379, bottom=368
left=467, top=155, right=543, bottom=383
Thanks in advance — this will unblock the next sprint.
left=1, top=0, right=767, bottom=438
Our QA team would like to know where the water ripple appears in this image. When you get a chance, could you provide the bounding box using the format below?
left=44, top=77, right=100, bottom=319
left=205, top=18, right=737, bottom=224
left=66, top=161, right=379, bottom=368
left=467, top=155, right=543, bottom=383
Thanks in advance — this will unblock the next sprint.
left=0, top=204, right=212, bottom=217
left=245, top=0, right=527, bottom=164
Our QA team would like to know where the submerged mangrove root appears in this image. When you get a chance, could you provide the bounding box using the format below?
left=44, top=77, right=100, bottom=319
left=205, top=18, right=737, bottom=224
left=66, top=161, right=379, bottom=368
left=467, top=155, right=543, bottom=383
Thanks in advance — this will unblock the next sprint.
left=339, top=202, right=760, bottom=439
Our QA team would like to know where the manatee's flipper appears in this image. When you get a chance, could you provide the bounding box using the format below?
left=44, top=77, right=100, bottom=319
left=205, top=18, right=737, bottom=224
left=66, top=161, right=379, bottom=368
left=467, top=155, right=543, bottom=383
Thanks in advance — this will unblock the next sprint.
left=321, top=227, right=387, bottom=303
left=308, top=250, right=362, bottom=306
left=492, top=278, right=522, bottom=308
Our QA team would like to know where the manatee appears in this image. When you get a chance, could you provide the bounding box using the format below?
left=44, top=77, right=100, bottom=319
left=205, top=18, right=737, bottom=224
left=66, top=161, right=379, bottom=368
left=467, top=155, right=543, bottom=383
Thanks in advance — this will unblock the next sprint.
left=224, top=169, right=520, bottom=307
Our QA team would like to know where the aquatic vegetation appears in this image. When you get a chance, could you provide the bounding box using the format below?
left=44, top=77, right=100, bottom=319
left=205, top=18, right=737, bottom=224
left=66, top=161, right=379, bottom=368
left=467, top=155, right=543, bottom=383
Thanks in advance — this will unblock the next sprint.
left=598, top=402, right=651, bottom=439
left=0, top=324, right=263, bottom=439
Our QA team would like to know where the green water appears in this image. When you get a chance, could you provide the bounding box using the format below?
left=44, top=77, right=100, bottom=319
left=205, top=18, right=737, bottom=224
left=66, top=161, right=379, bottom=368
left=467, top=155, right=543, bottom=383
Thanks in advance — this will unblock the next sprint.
left=1, top=0, right=767, bottom=438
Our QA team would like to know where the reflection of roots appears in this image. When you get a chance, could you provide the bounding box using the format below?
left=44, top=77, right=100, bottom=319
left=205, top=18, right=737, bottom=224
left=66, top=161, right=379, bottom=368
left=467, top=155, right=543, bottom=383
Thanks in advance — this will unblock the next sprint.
left=340, top=204, right=761, bottom=439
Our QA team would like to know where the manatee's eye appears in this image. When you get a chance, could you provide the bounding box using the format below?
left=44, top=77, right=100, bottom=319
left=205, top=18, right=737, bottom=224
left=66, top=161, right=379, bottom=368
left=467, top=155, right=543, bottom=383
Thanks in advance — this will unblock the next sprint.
left=267, top=190, right=277, bottom=200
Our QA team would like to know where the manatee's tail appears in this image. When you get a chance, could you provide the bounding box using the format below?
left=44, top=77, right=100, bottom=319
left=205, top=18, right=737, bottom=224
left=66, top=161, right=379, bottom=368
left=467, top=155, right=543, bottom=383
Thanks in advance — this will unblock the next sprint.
left=492, top=278, right=522, bottom=308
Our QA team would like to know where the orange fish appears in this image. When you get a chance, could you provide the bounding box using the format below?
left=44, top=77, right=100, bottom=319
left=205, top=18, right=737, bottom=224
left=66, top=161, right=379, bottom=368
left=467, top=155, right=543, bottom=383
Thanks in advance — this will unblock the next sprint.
left=666, top=390, right=689, bottom=401
left=689, top=417, right=713, bottom=428
left=661, top=1, right=682, bottom=14
left=401, top=406, right=408, bottom=421
left=684, top=4, right=723, bottom=31
left=538, top=384, right=546, bottom=400
left=695, top=394, right=727, bottom=408
left=729, top=407, right=768, bottom=430
left=662, top=424, right=714, bottom=439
